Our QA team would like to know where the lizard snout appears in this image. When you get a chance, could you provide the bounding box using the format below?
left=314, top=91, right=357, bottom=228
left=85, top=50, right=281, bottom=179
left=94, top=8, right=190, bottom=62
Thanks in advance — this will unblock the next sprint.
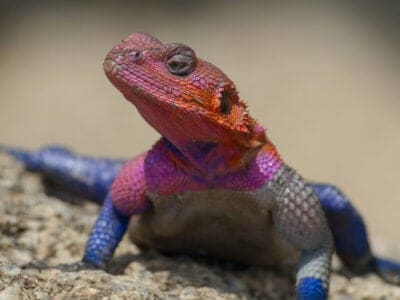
left=103, top=58, right=118, bottom=76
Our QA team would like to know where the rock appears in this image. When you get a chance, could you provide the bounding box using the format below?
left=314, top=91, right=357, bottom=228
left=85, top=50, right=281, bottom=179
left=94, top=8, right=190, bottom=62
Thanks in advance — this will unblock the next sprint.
left=0, top=286, right=21, bottom=300
left=0, top=152, right=399, bottom=299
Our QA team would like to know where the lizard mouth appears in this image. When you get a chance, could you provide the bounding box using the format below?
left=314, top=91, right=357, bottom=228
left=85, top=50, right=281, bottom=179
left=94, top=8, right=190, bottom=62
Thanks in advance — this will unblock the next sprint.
left=103, top=58, right=119, bottom=76
left=103, top=59, right=162, bottom=105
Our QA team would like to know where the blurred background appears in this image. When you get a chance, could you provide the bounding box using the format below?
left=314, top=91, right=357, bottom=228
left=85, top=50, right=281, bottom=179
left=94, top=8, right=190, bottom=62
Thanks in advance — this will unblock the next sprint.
left=0, top=1, right=399, bottom=241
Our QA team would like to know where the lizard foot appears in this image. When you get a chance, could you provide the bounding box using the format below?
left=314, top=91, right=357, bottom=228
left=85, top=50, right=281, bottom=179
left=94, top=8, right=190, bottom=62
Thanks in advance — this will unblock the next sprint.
left=297, top=278, right=328, bottom=300
left=57, top=260, right=99, bottom=272
left=373, top=257, right=400, bottom=285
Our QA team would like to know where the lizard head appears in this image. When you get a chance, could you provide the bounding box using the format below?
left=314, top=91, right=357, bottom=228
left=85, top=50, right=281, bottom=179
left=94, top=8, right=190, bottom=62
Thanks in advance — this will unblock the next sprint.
left=104, top=33, right=268, bottom=157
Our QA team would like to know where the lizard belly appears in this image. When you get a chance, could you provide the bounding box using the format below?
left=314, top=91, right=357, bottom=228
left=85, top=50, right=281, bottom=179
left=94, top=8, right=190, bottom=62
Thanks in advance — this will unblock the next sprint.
left=128, top=187, right=298, bottom=266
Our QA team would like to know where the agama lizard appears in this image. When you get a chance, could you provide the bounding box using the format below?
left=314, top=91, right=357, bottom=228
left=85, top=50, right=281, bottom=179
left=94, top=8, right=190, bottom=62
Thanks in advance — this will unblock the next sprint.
left=2, top=32, right=400, bottom=300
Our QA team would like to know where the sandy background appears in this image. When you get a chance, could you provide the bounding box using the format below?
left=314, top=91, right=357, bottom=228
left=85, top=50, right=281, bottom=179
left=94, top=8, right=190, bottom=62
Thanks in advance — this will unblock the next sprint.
left=0, top=1, right=399, bottom=241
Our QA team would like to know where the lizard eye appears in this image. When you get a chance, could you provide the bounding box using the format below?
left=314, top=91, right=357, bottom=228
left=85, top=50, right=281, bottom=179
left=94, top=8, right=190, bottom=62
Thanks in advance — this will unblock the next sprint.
left=129, top=50, right=143, bottom=63
left=166, top=49, right=196, bottom=76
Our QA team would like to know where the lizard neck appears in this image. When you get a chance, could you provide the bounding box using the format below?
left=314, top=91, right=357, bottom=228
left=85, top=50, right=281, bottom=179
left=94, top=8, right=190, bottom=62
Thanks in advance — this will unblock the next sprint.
left=162, top=137, right=280, bottom=180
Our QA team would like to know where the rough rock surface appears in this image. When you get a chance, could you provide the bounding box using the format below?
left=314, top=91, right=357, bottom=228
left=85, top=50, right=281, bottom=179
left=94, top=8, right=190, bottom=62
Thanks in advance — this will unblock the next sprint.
left=0, top=153, right=399, bottom=299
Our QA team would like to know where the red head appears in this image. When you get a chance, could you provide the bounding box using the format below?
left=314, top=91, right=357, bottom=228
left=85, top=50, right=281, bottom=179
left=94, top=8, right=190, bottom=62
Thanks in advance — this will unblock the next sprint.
left=104, top=33, right=271, bottom=170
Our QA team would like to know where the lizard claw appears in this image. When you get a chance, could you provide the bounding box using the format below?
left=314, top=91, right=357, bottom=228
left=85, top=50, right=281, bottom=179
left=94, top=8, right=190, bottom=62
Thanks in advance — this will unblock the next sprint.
left=373, top=257, right=400, bottom=285
left=57, top=260, right=99, bottom=272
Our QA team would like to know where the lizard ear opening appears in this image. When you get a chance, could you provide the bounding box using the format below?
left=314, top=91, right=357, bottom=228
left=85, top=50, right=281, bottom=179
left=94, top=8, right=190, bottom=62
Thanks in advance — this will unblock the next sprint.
left=213, top=83, right=250, bottom=129
left=214, top=83, right=238, bottom=114
left=219, top=90, right=232, bottom=115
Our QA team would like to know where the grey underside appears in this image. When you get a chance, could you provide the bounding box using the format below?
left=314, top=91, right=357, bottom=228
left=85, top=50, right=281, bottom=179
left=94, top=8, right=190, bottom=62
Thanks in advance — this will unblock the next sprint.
left=128, top=184, right=299, bottom=267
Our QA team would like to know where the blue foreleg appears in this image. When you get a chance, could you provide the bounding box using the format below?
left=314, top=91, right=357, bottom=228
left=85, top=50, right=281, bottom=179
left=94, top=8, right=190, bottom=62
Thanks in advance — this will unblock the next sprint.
left=82, top=195, right=129, bottom=268
left=312, top=183, right=400, bottom=284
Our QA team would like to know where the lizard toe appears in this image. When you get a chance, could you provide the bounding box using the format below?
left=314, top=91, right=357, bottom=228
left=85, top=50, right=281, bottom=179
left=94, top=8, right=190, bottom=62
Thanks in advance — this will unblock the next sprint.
left=373, top=257, right=400, bottom=285
left=57, top=260, right=99, bottom=272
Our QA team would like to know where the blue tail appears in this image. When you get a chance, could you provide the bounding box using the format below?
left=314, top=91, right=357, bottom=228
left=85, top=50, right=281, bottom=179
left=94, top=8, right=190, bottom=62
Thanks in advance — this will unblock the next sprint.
left=1, top=145, right=126, bottom=203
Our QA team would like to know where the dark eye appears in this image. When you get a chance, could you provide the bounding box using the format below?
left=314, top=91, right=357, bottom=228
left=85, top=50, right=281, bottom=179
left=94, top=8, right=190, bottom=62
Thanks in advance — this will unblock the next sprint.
left=166, top=51, right=195, bottom=76
left=219, top=90, right=232, bottom=114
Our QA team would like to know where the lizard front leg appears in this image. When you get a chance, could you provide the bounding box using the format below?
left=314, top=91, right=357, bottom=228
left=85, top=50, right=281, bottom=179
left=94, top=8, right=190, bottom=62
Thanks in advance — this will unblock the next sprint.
left=272, top=167, right=333, bottom=299
left=312, top=183, right=400, bottom=284
left=82, top=154, right=149, bottom=268
left=82, top=194, right=130, bottom=267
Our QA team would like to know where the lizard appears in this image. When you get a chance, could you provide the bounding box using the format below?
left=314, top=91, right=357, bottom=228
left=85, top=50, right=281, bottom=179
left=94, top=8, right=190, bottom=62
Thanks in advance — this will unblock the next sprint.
left=2, top=32, right=400, bottom=300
